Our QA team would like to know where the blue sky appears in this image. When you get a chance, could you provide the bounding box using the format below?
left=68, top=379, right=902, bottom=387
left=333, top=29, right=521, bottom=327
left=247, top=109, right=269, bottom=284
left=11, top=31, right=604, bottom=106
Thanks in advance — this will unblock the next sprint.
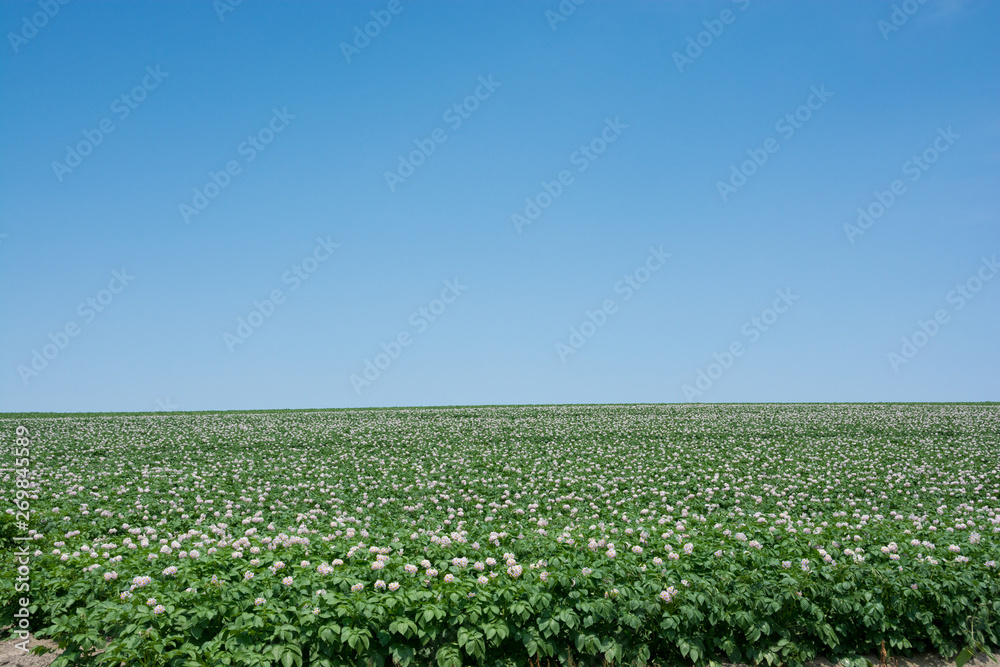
left=1, top=0, right=997, bottom=412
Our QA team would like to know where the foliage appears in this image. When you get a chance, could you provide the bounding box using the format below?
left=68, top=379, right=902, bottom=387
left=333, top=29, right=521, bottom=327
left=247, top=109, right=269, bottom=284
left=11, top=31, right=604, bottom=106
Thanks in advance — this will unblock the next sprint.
left=1, top=404, right=998, bottom=665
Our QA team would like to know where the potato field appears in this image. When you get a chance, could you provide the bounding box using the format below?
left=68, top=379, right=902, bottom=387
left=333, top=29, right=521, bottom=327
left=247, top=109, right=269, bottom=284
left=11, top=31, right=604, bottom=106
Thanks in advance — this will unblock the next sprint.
left=2, top=404, right=998, bottom=666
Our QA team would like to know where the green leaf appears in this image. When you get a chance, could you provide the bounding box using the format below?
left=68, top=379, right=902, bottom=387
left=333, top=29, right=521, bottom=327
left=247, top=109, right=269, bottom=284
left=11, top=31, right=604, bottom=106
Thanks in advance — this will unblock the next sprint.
left=392, top=646, right=415, bottom=667
left=436, top=644, right=462, bottom=667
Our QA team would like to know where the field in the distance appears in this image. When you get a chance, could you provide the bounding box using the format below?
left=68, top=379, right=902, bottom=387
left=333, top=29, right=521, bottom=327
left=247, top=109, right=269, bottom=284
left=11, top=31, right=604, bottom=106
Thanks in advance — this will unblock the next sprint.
left=2, top=404, right=999, bottom=667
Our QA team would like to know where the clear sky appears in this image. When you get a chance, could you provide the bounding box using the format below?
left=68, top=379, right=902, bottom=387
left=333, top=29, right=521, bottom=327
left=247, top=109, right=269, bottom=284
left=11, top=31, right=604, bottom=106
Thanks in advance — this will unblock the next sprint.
left=1, top=0, right=997, bottom=413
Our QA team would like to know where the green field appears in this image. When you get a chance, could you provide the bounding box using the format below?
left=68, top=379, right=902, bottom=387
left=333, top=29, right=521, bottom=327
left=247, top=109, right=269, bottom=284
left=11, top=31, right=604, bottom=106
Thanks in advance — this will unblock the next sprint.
left=2, top=404, right=999, bottom=666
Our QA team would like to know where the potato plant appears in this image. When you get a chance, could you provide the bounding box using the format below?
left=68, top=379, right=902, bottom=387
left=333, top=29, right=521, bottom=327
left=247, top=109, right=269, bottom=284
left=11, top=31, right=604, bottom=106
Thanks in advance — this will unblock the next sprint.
left=2, top=404, right=998, bottom=665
